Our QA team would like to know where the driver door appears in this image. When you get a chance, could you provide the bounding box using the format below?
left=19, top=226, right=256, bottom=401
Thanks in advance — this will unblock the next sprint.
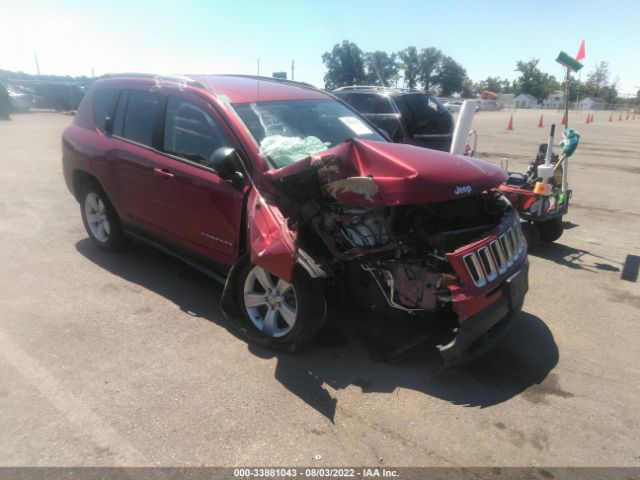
left=147, top=92, right=246, bottom=266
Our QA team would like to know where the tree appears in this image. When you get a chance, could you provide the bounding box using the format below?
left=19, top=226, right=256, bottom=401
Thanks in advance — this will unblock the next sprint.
left=514, top=59, right=559, bottom=100
left=585, top=61, right=610, bottom=97
left=601, top=78, right=619, bottom=104
left=365, top=51, right=399, bottom=87
left=477, top=76, right=511, bottom=94
left=461, top=77, right=477, bottom=98
left=437, top=56, right=467, bottom=96
left=398, top=47, right=419, bottom=89
left=418, top=47, right=443, bottom=92
left=321, top=40, right=366, bottom=90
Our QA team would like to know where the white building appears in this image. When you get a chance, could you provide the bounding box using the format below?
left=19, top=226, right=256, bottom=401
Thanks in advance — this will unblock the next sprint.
left=515, top=93, right=539, bottom=109
left=578, top=97, right=607, bottom=110
left=496, top=93, right=515, bottom=110
left=543, top=91, right=565, bottom=109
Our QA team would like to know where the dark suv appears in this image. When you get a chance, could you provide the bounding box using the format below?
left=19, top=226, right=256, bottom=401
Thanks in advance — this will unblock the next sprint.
left=62, top=74, right=528, bottom=366
left=332, top=86, right=453, bottom=152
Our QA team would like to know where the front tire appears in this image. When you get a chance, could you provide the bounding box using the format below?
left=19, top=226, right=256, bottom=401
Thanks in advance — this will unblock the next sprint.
left=522, top=222, right=540, bottom=251
left=234, top=261, right=326, bottom=352
left=537, top=216, right=564, bottom=242
left=80, top=182, right=126, bottom=251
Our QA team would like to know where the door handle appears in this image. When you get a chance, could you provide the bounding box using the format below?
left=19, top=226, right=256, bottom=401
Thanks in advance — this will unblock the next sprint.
left=153, top=168, right=174, bottom=179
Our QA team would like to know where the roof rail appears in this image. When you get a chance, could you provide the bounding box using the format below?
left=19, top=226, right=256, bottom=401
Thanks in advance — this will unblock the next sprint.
left=218, top=74, right=318, bottom=91
left=98, top=73, right=207, bottom=90
left=332, top=85, right=424, bottom=94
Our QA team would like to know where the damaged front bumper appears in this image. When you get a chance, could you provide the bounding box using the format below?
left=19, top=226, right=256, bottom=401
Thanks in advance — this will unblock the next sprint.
left=438, top=259, right=529, bottom=367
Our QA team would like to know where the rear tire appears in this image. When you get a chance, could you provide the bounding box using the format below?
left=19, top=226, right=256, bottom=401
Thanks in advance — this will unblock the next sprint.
left=234, top=259, right=326, bottom=352
left=537, top=216, right=564, bottom=242
left=79, top=182, right=126, bottom=251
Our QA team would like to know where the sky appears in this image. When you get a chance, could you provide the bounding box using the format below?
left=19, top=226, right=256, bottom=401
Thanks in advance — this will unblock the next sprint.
left=1, top=0, right=639, bottom=95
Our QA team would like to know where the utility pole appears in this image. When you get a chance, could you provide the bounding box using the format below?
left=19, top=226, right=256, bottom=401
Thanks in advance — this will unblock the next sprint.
left=34, top=52, right=41, bottom=75
left=257, top=58, right=260, bottom=76
left=291, top=60, right=295, bottom=81
left=91, top=68, right=95, bottom=78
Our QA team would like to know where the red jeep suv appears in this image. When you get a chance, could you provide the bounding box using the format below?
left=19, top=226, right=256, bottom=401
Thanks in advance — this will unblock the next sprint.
left=62, top=74, right=528, bottom=366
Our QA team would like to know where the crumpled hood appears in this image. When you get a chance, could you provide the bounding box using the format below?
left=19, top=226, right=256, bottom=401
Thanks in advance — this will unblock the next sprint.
left=264, top=139, right=507, bottom=207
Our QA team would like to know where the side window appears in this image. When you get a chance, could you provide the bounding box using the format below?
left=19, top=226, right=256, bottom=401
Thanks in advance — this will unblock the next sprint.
left=122, top=90, right=161, bottom=146
left=112, top=90, right=129, bottom=136
left=375, top=96, right=395, bottom=114
left=93, top=89, right=118, bottom=132
left=393, top=96, right=414, bottom=131
left=163, top=96, right=231, bottom=165
left=346, top=93, right=376, bottom=114
left=393, top=96, right=411, bottom=118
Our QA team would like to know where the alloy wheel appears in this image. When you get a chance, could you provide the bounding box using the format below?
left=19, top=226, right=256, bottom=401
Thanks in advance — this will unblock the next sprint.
left=243, top=266, right=298, bottom=337
left=84, top=192, right=110, bottom=243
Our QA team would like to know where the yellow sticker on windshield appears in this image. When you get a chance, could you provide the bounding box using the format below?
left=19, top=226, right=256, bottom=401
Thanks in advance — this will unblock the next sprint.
left=339, top=116, right=373, bottom=135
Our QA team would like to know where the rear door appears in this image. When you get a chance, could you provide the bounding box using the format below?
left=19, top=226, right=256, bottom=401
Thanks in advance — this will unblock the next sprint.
left=145, top=91, right=246, bottom=266
left=396, top=94, right=453, bottom=151
left=341, top=93, right=377, bottom=123
left=96, top=88, right=165, bottom=231
left=372, top=95, right=403, bottom=141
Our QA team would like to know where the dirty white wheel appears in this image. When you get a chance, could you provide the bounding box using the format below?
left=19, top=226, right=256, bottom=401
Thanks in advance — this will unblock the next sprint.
left=84, top=192, right=110, bottom=243
left=243, top=266, right=298, bottom=338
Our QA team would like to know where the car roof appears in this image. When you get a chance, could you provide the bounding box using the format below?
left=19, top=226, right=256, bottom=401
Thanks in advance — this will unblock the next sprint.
left=190, top=75, right=328, bottom=103
left=96, top=73, right=329, bottom=104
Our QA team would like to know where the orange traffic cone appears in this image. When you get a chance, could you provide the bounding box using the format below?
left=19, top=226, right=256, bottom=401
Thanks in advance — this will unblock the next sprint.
left=590, top=113, right=595, bottom=123
left=537, top=114, right=544, bottom=127
left=506, top=114, right=513, bottom=130
left=609, top=113, right=613, bottom=122
left=561, top=111, right=567, bottom=125
left=619, top=112, right=623, bottom=121
left=585, top=114, right=590, bottom=124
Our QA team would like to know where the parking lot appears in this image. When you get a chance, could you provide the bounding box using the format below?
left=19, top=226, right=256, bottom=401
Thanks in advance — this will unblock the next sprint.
left=1, top=109, right=639, bottom=467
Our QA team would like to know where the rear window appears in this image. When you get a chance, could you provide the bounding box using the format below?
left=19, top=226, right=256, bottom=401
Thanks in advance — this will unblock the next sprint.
left=122, top=90, right=161, bottom=146
left=92, top=89, right=119, bottom=132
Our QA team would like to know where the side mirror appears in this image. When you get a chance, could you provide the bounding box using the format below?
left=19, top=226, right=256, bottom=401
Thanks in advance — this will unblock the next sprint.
left=207, top=147, right=244, bottom=187
left=104, top=116, right=114, bottom=136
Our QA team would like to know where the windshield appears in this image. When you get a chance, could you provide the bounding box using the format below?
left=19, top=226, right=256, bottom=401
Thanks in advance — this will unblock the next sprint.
left=233, top=99, right=385, bottom=169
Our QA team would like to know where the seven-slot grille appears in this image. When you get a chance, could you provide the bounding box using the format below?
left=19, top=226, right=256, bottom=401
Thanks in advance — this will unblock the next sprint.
left=463, top=222, right=526, bottom=287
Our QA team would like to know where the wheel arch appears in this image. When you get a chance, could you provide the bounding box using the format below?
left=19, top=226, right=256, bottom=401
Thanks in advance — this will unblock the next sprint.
left=72, top=169, right=100, bottom=202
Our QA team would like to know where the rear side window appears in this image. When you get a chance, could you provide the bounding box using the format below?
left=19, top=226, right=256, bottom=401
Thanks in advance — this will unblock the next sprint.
left=375, top=96, right=395, bottom=114
left=122, top=90, right=161, bottom=146
left=92, top=89, right=118, bottom=132
left=345, top=93, right=376, bottom=114
left=163, top=96, right=231, bottom=165
left=112, top=90, right=129, bottom=136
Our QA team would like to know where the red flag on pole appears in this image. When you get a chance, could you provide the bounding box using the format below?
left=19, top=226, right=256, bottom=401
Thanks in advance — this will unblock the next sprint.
left=575, top=39, right=586, bottom=61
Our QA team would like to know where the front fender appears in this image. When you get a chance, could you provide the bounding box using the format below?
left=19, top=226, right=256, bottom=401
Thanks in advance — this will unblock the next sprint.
left=246, top=189, right=297, bottom=282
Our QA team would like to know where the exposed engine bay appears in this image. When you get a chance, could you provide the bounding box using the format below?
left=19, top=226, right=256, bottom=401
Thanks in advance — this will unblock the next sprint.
left=270, top=161, right=511, bottom=317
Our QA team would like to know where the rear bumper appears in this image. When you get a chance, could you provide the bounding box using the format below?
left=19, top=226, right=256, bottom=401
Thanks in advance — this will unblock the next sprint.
left=438, top=260, right=528, bottom=367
